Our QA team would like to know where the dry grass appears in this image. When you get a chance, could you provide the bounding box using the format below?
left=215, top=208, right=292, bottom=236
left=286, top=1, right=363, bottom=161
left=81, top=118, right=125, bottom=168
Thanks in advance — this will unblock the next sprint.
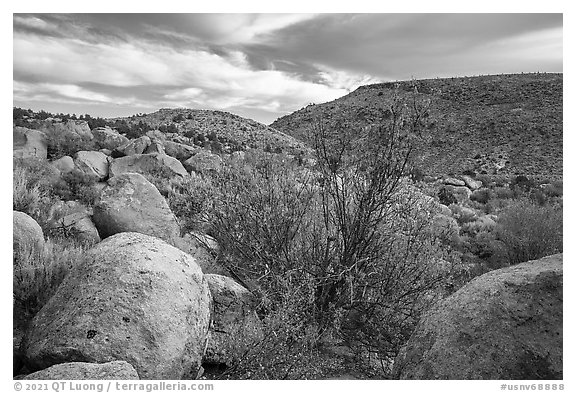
left=14, top=238, right=87, bottom=317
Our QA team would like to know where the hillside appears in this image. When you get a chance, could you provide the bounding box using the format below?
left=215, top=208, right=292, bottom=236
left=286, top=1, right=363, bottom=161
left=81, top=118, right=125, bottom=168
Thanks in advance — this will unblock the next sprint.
left=117, top=108, right=311, bottom=157
left=271, top=73, right=563, bottom=181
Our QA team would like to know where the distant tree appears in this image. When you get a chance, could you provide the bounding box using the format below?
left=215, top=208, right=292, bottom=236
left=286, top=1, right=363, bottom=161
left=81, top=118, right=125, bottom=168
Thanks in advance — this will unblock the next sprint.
left=166, top=123, right=178, bottom=133
left=173, top=113, right=186, bottom=123
left=87, top=117, right=107, bottom=130
left=207, top=131, right=218, bottom=142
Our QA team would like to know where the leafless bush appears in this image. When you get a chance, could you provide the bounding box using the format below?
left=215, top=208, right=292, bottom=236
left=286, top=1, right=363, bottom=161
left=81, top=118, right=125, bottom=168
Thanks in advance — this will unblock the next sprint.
left=207, top=87, right=459, bottom=376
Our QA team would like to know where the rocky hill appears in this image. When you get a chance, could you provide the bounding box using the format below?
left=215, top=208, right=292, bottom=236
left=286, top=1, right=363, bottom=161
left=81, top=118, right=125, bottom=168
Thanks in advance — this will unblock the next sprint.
left=271, top=73, right=563, bottom=181
left=116, top=108, right=311, bottom=157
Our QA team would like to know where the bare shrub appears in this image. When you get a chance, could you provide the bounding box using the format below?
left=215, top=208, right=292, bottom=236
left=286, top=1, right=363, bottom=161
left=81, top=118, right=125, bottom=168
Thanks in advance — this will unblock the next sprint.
left=207, top=88, right=460, bottom=376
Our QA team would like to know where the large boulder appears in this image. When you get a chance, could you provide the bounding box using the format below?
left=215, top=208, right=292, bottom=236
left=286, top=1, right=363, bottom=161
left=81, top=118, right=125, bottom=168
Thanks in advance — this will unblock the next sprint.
left=13, top=211, right=45, bottom=261
left=13, top=127, right=48, bottom=160
left=109, top=153, right=188, bottom=179
left=23, top=361, right=139, bottom=380
left=114, top=136, right=151, bottom=157
left=46, top=201, right=100, bottom=244
left=22, top=232, right=212, bottom=380
left=40, top=120, right=93, bottom=140
left=163, top=141, right=197, bottom=161
left=393, top=254, right=563, bottom=380
left=145, top=140, right=165, bottom=154
left=203, top=274, right=263, bottom=365
left=51, top=155, right=75, bottom=174
left=443, top=177, right=465, bottom=187
left=183, top=150, right=222, bottom=174
left=92, top=127, right=129, bottom=151
left=73, top=151, right=109, bottom=181
left=462, top=175, right=483, bottom=191
left=92, top=173, right=180, bottom=243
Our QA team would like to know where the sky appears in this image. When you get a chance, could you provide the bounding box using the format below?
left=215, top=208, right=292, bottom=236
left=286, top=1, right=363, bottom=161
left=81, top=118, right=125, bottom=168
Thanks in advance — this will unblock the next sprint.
left=13, top=13, right=563, bottom=124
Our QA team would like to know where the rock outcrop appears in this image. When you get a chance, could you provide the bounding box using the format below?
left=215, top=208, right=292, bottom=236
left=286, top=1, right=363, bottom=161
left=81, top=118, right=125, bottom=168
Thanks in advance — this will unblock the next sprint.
left=92, top=127, right=129, bottom=151
left=92, top=173, right=180, bottom=243
left=393, top=254, right=563, bottom=380
left=163, top=141, right=197, bottom=161
left=109, top=153, right=188, bottom=179
left=73, top=151, right=110, bottom=180
left=13, top=127, right=48, bottom=160
left=114, top=136, right=151, bottom=157
left=183, top=150, right=222, bottom=174
left=23, top=361, right=139, bottom=380
left=13, top=211, right=45, bottom=261
left=22, top=232, right=212, bottom=380
left=203, top=274, right=263, bottom=365
left=46, top=201, right=100, bottom=244
left=51, top=155, right=75, bottom=174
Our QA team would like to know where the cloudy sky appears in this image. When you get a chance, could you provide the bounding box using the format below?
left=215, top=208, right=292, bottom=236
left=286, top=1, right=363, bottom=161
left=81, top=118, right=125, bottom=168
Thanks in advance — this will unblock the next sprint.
left=13, top=13, right=562, bottom=124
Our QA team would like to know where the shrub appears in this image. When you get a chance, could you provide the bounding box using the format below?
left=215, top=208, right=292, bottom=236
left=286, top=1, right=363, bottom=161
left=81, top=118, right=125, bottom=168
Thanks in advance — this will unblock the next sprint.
left=165, top=175, right=216, bottom=233
left=438, top=187, right=457, bottom=206
left=208, top=89, right=459, bottom=370
left=495, top=198, right=562, bottom=265
left=46, top=133, right=96, bottom=160
left=493, top=186, right=515, bottom=199
left=470, top=188, right=491, bottom=204
left=14, top=238, right=87, bottom=318
left=543, top=181, right=563, bottom=198
left=13, top=158, right=63, bottom=225
left=13, top=164, right=47, bottom=219
left=53, top=171, right=101, bottom=207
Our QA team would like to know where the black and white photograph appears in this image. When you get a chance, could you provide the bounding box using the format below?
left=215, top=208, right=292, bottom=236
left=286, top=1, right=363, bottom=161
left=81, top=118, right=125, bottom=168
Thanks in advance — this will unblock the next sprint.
left=11, top=8, right=564, bottom=386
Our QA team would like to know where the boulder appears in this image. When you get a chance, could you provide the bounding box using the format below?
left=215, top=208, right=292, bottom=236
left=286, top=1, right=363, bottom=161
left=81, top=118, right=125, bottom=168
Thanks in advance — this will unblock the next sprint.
left=109, top=153, right=188, bottom=179
left=114, top=136, right=151, bottom=157
left=183, top=150, right=223, bottom=174
left=74, top=151, right=109, bottom=181
left=92, top=127, right=129, bottom=150
left=145, top=130, right=167, bottom=141
left=22, top=232, right=212, bottom=380
left=40, top=120, right=93, bottom=140
left=13, top=211, right=44, bottom=261
left=163, top=141, right=197, bottom=161
left=145, top=140, right=165, bottom=154
left=51, top=155, right=75, bottom=174
left=46, top=201, right=100, bottom=244
left=462, top=175, right=483, bottom=191
left=23, top=361, right=139, bottom=380
left=99, top=148, right=112, bottom=156
left=203, top=274, right=263, bottom=365
left=393, top=254, right=563, bottom=380
left=13, top=127, right=48, bottom=160
left=443, top=177, right=466, bottom=187
left=92, top=173, right=180, bottom=243
left=173, top=233, right=226, bottom=275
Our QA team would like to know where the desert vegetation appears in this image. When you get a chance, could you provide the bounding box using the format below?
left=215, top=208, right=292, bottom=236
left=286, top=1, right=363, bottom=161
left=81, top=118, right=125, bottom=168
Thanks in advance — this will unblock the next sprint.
left=13, top=75, right=563, bottom=380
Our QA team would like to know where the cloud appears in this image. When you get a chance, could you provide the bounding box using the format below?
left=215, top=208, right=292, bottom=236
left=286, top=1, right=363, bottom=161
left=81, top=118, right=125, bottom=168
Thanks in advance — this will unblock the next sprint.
left=14, top=24, right=349, bottom=119
left=317, top=66, right=382, bottom=91
left=13, top=14, right=563, bottom=123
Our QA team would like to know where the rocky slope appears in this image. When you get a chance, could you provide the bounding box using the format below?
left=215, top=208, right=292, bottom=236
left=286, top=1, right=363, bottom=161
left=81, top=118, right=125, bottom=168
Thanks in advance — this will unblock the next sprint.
left=272, top=73, right=563, bottom=181
left=117, top=108, right=311, bottom=157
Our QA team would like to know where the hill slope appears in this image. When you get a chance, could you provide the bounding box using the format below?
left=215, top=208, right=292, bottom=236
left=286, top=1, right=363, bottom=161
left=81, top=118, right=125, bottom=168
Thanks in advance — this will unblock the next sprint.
left=118, top=108, right=310, bottom=156
left=271, top=73, right=563, bottom=181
